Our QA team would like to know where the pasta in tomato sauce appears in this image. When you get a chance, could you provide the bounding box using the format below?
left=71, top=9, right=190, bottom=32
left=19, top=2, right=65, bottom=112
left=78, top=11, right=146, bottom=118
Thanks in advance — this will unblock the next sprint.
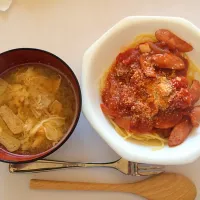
left=100, top=29, right=200, bottom=148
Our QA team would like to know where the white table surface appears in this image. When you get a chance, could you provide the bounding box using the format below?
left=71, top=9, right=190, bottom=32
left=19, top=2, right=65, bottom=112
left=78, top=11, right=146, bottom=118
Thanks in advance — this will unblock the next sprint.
left=0, top=0, right=200, bottom=199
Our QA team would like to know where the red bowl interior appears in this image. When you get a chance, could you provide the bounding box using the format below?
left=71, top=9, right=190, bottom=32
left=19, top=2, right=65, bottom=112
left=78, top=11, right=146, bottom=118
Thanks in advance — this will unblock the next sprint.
left=0, top=48, right=81, bottom=163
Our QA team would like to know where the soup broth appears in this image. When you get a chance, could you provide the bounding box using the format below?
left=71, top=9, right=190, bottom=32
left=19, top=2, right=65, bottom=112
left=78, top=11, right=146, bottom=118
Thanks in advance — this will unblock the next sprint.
left=0, top=64, right=76, bottom=154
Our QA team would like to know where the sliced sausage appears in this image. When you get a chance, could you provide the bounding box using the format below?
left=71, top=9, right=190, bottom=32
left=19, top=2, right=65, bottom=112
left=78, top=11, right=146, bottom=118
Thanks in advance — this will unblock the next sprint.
left=189, top=80, right=200, bottom=104
left=100, top=104, right=118, bottom=118
left=168, top=119, right=192, bottom=147
left=152, top=53, right=185, bottom=70
left=114, top=117, right=131, bottom=131
left=175, top=56, right=189, bottom=77
left=116, top=48, right=140, bottom=66
left=155, top=128, right=172, bottom=138
left=155, top=29, right=193, bottom=52
left=190, top=106, right=200, bottom=127
left=154, top=111, right=182, bottom=129
left=131, top=118, right=153, bottom=133
left=148, top=42, right=170, bottom=54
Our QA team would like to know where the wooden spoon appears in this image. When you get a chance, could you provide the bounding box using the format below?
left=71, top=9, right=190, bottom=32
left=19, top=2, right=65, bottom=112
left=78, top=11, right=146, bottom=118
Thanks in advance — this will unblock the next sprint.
left=30, top=173, right=196, bottom=200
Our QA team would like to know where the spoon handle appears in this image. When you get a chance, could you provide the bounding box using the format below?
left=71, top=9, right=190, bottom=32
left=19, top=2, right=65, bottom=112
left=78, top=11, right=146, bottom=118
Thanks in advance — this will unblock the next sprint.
left=30, top=179, right=130, bottom=193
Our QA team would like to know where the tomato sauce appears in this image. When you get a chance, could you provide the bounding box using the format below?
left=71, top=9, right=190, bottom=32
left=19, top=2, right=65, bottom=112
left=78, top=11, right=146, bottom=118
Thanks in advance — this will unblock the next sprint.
left=100, top=29, right=200, bottom=147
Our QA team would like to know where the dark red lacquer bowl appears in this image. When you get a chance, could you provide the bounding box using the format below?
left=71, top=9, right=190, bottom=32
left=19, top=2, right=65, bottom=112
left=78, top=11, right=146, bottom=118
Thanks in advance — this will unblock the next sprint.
left=0, top=48, right=81, bottom=163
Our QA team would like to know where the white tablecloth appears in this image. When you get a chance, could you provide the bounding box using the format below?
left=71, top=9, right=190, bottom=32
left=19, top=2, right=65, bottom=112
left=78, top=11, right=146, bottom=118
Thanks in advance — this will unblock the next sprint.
left=0, top=0, right=200, bottom=199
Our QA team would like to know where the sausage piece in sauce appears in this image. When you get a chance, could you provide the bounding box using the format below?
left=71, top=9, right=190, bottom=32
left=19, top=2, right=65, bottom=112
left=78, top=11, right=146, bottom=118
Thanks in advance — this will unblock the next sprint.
left=189, top=80, right=200, bottom=104
left=168, top=119, right=192, bottom=147
left=152, top=53, right=185, bottom=70
left=190, top=106, right=200, bottom=127
left=155, top=29, right=193, bottom=52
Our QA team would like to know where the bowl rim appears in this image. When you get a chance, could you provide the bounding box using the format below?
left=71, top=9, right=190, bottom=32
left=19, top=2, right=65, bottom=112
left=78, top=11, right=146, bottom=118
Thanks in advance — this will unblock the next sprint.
left=82, top=16, right=200, bottom=165
left=0, top=48, right=82, bottom=164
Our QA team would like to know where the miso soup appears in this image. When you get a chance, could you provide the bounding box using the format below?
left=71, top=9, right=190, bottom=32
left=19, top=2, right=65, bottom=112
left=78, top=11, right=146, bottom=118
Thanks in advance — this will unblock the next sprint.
left=0, top=64, right=76, bottom=154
